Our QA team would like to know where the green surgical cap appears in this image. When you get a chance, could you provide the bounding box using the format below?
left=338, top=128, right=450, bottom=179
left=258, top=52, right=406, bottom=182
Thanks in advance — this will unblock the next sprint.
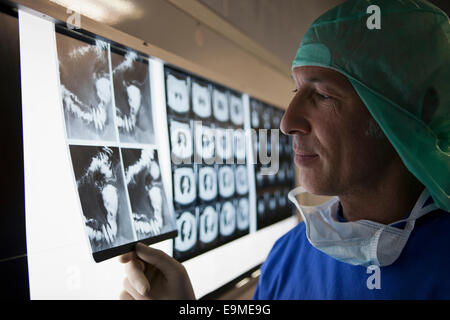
left=293, top=0, right=450, bottom=211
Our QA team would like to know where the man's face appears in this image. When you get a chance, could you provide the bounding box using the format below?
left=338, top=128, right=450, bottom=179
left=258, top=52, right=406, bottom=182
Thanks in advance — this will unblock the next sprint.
left=280, top=66, right=395, bottom=196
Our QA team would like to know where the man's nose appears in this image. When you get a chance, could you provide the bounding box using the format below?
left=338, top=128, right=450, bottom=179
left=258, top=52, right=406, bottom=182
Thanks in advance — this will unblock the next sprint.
left=280, top=92, right=311, bottom=136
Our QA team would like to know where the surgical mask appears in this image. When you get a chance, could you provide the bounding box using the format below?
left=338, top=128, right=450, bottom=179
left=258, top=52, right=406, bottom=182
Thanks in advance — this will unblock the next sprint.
left=288, top=187, right=438, bottom=267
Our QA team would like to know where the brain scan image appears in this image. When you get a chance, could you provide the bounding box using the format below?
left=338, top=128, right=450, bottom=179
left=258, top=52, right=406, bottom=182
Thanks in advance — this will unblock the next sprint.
left=257, top=196, right=266, bottom=219
left=199, top=205, right=218, bottom=244
left=219, top=201, right=236, bottom=237
left=229, top=94, right=244, bottom=126
left=236, top=198, right=249, bottom=231
left=173, top=167, right=196, bottom=206
left=170, top=119, right=193, bottom=161
left=272, top=109, right=282, bottom=129
left=277, top=190, right=287, bottom=209
left=235, top=165, right=249, bottom=195
left=212, top=88, right=229, bottom=122
left=192, top=80, right=211, bottom=118
left=195, top=124, right=215, bottom=160
left=262, top=106, right=272, bottom=129
left=174, top=210, right=197, bottom=252
left=215, top=128, right=233, bottom=160
left=198, top=166, right=217, bottom=202
left=277, top=161, right=287, bottom=183
left=269, top=192, right=277, bottom=212
left=251, top=99, right=261, bottom=128
left=166, top=73, right=189, bottom=114
left=233, top=129, right=246, bottom=162
left=218, top=166, right=235, bottom=198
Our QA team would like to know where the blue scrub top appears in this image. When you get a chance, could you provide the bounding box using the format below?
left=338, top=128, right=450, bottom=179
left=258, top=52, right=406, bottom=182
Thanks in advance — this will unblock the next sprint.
left=253, top=197, right=450, bottom=299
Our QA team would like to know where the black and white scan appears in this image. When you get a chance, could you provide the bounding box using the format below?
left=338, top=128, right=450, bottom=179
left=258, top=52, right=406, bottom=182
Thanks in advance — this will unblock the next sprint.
left=215, top=128, right=233, bottom=160
left=251, top=99, right=262, bottom=128
left=218, top=166, right=235, bottom=198
left=219, top=201, right=236, bottom=237
left=70, top=146, right=134, bottom=252
left=56, top=33, right=116, bottom=142
left=111, top=50, right=155, bottom=144
left=122, top=148, right=175, bottom=241
left=192, top=80, right=211, bottom=118
left=229, top=94, right=244, bottom=126
left=199, top=205, right=219, bottom=244
left=257, top=196, right=266, bottom=219
left=198, top=166, right=218, bottom=202
left=277, top=161, right=287, bottom=184
left=166, top=72, right=190, bottom=114
left=212, top=88, right=229, bottom=122
left=235, top=165, right=249, bottom=195
left=268, top=192, right=277, bottom=212
left=170, top=119, right=193, bottom=161
left=174, top=210, right=197, bottom=253
left=173, top=167, right=197, bottom=206
left=276, top=190, right=287, bottom=209
left=272, top=109, right=282, bottom=129
left=236, top=197, right=250, bottom=231
left=262, top=106, right=272, bottom=129
left=233, top=129, right=246, bottom=162
left=195, top=124, right=215, bottom=160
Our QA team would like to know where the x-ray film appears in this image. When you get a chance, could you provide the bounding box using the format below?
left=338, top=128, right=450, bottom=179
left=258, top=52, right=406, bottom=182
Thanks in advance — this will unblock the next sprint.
left=169, top=119, right=193, bottom=161
left=250, top=99, right=262, bottom=128
left=219, top=201, right=236, bottom=237
left=199, top=205, right=219, bottom=244
left=192, top=80, right=211, bottom=118
left=212, top=87, right=229, bottom=122
left=70, top=146, right=134, bottom=255
left=166, top=71, right=190, bottom=114
left=111, top=49, right=155, bottom=144
left=173, top=167, right=196, bottom=206
left=229, top=94, right=244, bottom=126
left=122, top=148, right=176, bottom=241
left=233, top=129, right=246, bottom=162
left=198, top=166, right=218, bottom=202
left=236, top=197, right=250, bottom=231
left=218, top=165, right=235, bottom=198
left=174, top=209, right=197, bottom=253
left=235, top=165, right=249, bottom=195
left=56, top=32, right=117, bottom=142
left=195, top=124, right=215, bottom=160
left=215, top=128, right=233, bottom=160
left=262, top=105, right=272, bottom=129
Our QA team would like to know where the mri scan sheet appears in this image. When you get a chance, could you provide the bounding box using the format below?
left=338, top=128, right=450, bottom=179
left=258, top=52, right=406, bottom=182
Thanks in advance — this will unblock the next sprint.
left=56, top=28, right=177, bottom=262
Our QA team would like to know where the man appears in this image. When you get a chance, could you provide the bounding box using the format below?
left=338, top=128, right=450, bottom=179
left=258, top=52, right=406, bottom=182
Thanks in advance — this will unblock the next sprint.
left=119, top=0, right=449, bottom=299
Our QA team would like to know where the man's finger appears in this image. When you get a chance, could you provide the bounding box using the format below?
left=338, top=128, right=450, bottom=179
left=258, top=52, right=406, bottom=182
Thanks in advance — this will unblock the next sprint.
left=135, top=242, right=179, bottom=272
left=125, top=259, right=150, bottom=296
left=119, top=290, right=134, bottom=300
left=119, top=251, right=136, bottom=264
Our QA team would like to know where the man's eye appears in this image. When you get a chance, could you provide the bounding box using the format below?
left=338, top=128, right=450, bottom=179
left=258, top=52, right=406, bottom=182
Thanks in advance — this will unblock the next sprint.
left=292, top=88, right=298, bottom=93
left=315, top=91, right=331, bottom=100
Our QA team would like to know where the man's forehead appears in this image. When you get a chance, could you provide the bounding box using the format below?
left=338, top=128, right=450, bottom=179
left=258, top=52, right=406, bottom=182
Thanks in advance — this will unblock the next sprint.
left=291, top=66, right=352, bottom=90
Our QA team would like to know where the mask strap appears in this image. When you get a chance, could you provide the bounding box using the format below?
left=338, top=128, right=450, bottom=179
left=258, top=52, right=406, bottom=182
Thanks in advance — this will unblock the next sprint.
left=388, top=189, right=439, bottom=227
left=287, top=186, right=308, bottom=212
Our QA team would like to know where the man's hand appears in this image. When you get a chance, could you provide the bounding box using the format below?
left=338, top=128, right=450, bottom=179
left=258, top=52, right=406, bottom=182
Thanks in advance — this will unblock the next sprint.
left=119, top=242, right=196, bottom=300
